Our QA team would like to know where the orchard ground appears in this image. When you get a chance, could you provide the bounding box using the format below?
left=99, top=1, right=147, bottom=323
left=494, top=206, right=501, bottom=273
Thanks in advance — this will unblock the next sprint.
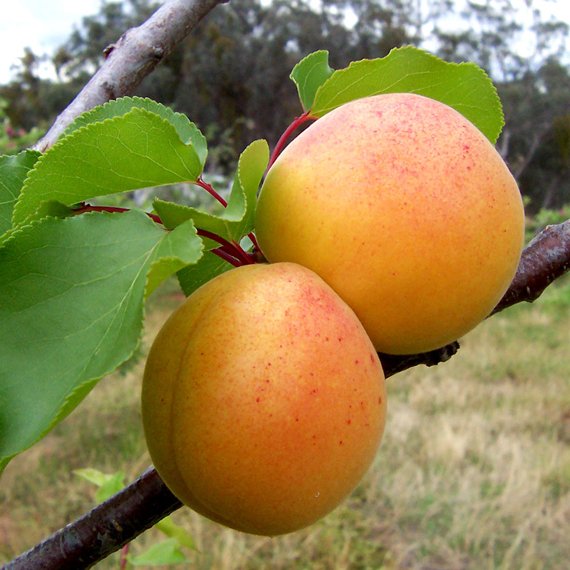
left=1, top=273, right=569, bottom=570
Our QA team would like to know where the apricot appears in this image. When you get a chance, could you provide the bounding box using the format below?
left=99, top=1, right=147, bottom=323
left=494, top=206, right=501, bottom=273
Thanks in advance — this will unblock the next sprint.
left=255, top=93, right=525, bottom=354
left=142, top=262, right=386, bottom=536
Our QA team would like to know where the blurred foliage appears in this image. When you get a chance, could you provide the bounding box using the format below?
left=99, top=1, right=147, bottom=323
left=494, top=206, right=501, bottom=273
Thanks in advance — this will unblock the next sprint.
left=525, top=203, right=570, bottom=243
left=0, top=97, right=42, bottom=154
left=1, top=0, right=569, bottom=212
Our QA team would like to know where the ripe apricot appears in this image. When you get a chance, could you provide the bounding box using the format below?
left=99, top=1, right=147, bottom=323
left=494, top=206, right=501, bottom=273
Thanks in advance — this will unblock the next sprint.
left=142, top=262, right=386, bottom=536
left=255, top=93, right=525, bottom=354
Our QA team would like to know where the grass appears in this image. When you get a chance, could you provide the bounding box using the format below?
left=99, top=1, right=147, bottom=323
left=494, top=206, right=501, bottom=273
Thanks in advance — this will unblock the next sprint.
left=1, top=276, right=569, bottom=569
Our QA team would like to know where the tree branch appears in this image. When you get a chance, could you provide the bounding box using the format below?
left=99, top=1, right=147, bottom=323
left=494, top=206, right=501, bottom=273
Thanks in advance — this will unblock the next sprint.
left=4, top=468, right=182, bottom=570
left=34, top=0, right=229, bottom=152
left=6, top=0, right=570, bottom=565
left=7, top=219, right=569, bottom=569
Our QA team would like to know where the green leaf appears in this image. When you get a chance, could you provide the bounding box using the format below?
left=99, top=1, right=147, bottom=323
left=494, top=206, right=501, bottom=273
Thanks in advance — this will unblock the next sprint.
left=128, top=538, right=188, bottom=566
left=0, top=210, right=202, bottom=470
left=177, top=250, right=234, bottom=297
left=146, top=219, right=203, bottom=296
left=12, top=108, right=204, bottom=226
left=154, top=138, right=269, bottom=242
left=290, top=50, right=334, bottom=111
left=0, top=150, right=41, bottom=236
left=74, top=468, right=126, bottom=503
left=155, top=516, right=196, bottom=551
left=64, top=96, right=208, bottom=166
left=310, top=46, right=503, bottom=142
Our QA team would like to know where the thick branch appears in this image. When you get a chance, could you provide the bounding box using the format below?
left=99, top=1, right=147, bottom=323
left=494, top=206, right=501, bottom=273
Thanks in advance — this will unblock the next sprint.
left=34, top=0, right=228, bottom=152
left=7, top=220, right=570, bottom=569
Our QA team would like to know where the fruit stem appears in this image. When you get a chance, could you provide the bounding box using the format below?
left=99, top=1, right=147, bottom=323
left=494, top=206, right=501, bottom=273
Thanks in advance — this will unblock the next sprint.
left=197, top=228, right=256, bottom=266
left=195, top=177, right=259, bottom=256
left=210, top=247, right=243, bottom=267
left=268, top=111, right=315, bottom=168
left=194, top=176, right=228, bottom=207
left=248, top=231, right=260, bottom=251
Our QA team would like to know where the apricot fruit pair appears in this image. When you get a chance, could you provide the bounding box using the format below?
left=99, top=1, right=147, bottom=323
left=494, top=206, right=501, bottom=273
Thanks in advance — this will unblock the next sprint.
left=256, top=93, right=525, bottom=354
left=142, top=262, right=386, bottom=536
left=143, top=92, right=525, bottom=536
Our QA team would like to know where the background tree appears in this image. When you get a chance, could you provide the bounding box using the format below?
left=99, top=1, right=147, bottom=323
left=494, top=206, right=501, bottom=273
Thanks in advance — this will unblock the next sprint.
left=2, top=0, right=568, bottom=212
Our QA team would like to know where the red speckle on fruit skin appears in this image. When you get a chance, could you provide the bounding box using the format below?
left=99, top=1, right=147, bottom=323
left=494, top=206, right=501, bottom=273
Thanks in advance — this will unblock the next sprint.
left=346, top=419, right=352, bottom=425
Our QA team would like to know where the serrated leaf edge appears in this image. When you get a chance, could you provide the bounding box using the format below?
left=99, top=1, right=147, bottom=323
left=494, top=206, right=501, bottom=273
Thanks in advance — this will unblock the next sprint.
left=0, top=210, right=187, bottom=470
left=145, top=218, right=205, bottom=297
left=290, top=50, right=333, bottom=111
left=64, top=95, right=202, bottom=144
left=12, top=108, right=204, bottom=227
left=153, top=138, right=269, bottom=240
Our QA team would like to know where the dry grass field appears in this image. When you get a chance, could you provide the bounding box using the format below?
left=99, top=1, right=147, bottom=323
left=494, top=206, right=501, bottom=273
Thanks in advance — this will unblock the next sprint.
left=1, top=275, right=569, bottom=569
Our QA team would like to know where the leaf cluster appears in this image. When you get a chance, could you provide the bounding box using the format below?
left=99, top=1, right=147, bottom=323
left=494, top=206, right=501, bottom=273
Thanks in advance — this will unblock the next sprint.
left=0, top=96, right=267, bottom=471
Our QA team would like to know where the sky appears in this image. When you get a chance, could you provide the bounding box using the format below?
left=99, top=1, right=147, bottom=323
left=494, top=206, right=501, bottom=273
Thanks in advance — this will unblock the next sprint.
left=0, top=0, right=568, bottom=84
left=0, top=0, right=102, bottom=83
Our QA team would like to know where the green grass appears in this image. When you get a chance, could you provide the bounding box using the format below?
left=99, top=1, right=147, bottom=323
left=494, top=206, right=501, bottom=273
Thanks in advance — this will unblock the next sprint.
left=1, top=276, right=569, bottom=569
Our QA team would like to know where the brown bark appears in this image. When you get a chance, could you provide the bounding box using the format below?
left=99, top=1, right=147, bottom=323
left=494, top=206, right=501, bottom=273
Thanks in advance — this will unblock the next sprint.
left=4, top=469, right=181, bottom=570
